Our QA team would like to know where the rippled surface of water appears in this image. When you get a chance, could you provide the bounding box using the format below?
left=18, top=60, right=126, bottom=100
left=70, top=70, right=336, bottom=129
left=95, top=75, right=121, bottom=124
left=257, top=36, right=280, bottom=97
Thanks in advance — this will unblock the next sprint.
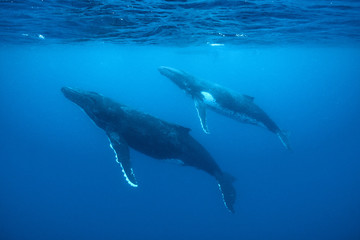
left=1, top=0, right=359, bottom=45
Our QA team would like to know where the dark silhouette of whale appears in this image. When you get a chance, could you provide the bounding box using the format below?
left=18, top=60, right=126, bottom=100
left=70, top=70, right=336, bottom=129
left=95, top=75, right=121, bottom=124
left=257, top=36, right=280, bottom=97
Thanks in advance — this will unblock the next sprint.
left=61, top=87, right=236, bottom=212
left=158, top=66, right=291, bottom=150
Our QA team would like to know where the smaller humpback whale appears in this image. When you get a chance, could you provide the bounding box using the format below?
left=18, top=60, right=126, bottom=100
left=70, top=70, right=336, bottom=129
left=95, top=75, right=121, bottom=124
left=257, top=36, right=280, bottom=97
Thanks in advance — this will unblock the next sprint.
left=158, top=66, right=291, bottom=150
left=61, top=87, right=236, bottom=212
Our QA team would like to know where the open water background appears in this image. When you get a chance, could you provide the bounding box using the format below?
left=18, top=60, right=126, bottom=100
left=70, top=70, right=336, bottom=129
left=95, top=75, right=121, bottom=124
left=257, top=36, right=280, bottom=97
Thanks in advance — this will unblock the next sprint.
left=1, top=1, right=360, bottom=239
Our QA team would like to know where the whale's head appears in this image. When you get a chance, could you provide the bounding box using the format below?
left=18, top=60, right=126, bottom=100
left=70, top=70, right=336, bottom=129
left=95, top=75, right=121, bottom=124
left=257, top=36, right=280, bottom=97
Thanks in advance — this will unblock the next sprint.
left=61, top=87, right=117, bottom=128
left=61, top=87, right=103, bottom=110
left=158, top=66, right=198, bottom=94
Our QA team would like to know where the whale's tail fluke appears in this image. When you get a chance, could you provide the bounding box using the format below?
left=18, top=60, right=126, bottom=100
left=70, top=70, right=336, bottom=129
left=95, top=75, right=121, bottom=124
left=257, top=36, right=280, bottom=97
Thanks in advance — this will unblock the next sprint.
left=216, top=172, right=236, bottom=213
left=277, top=130, right=292, bottom=151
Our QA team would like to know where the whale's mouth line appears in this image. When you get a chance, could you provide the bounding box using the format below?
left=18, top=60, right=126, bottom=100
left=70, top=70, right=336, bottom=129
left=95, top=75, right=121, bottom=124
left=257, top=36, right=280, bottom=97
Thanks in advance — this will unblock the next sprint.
left=61, top=87, right=85, bottom=102
left=61, top=86, right=79, bottom=96
left=158, top=66, right=184, bottom=78
left=61, top=87, right=90, bottom=112
left=158, top=66, right=174, bottom=78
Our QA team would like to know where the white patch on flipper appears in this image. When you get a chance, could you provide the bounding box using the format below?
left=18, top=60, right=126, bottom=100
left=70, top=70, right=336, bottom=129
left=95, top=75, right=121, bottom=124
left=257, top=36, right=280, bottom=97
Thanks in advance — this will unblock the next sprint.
left=194, top=97, right=210, bottom=134
left=201, top=91, right=216, bottom=104
left=109, top=141, right=138, bottom=188
left=195, top=107, right=209, bottom=134
left=218, top=183, right=231, bottom=212
left=276, top=132, right=289, bottom=149
left=197, top=112, right=208, bottom=133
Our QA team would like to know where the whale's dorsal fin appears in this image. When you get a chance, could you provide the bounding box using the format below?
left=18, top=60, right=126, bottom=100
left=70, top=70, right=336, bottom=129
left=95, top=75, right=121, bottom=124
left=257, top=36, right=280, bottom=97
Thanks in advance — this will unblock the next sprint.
left=107, top=131, right=138, bottom=187
left=194, top=97, right=210, bottom=134
left=243, top=94, right=254, bottom=101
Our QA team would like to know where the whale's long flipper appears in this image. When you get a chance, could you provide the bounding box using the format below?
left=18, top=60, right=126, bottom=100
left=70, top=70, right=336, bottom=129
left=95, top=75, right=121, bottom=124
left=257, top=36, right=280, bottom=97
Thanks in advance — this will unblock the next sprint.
left=216, top=172, right=236, bottom=213
left=194, top=98, right=210, bottom=134
left=107, top=132, right=138, bottom=187
left=276, top=131, right=292, bottom=151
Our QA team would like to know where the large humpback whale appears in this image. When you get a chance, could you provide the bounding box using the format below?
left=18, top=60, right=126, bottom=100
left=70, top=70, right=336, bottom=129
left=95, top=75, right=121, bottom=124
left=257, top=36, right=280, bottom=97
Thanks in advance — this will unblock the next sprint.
left=61, top=87, right=236, bottom=212
left=158, top=66, right=291, bottom=150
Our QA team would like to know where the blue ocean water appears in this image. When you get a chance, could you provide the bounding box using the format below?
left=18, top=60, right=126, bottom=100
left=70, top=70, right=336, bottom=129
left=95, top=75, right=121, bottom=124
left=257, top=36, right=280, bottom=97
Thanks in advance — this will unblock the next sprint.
left=1, top=1, right=360, bottom=240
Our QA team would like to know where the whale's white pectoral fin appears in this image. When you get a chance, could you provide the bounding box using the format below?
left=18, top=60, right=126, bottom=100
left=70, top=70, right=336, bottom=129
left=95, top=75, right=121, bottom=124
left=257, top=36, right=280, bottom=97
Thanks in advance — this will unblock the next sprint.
left=107, top=131, right=138, bottom=187
left=194, top=98, right=210, bottom=134
left=276, top=131, right=292, bottom=151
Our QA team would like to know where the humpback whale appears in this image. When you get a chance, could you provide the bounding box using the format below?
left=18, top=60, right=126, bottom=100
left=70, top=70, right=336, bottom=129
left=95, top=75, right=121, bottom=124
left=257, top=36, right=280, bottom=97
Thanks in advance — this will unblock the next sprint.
left=158, top=66, right=291, bottom=150
left=61, top=87, right=236, bottom=212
